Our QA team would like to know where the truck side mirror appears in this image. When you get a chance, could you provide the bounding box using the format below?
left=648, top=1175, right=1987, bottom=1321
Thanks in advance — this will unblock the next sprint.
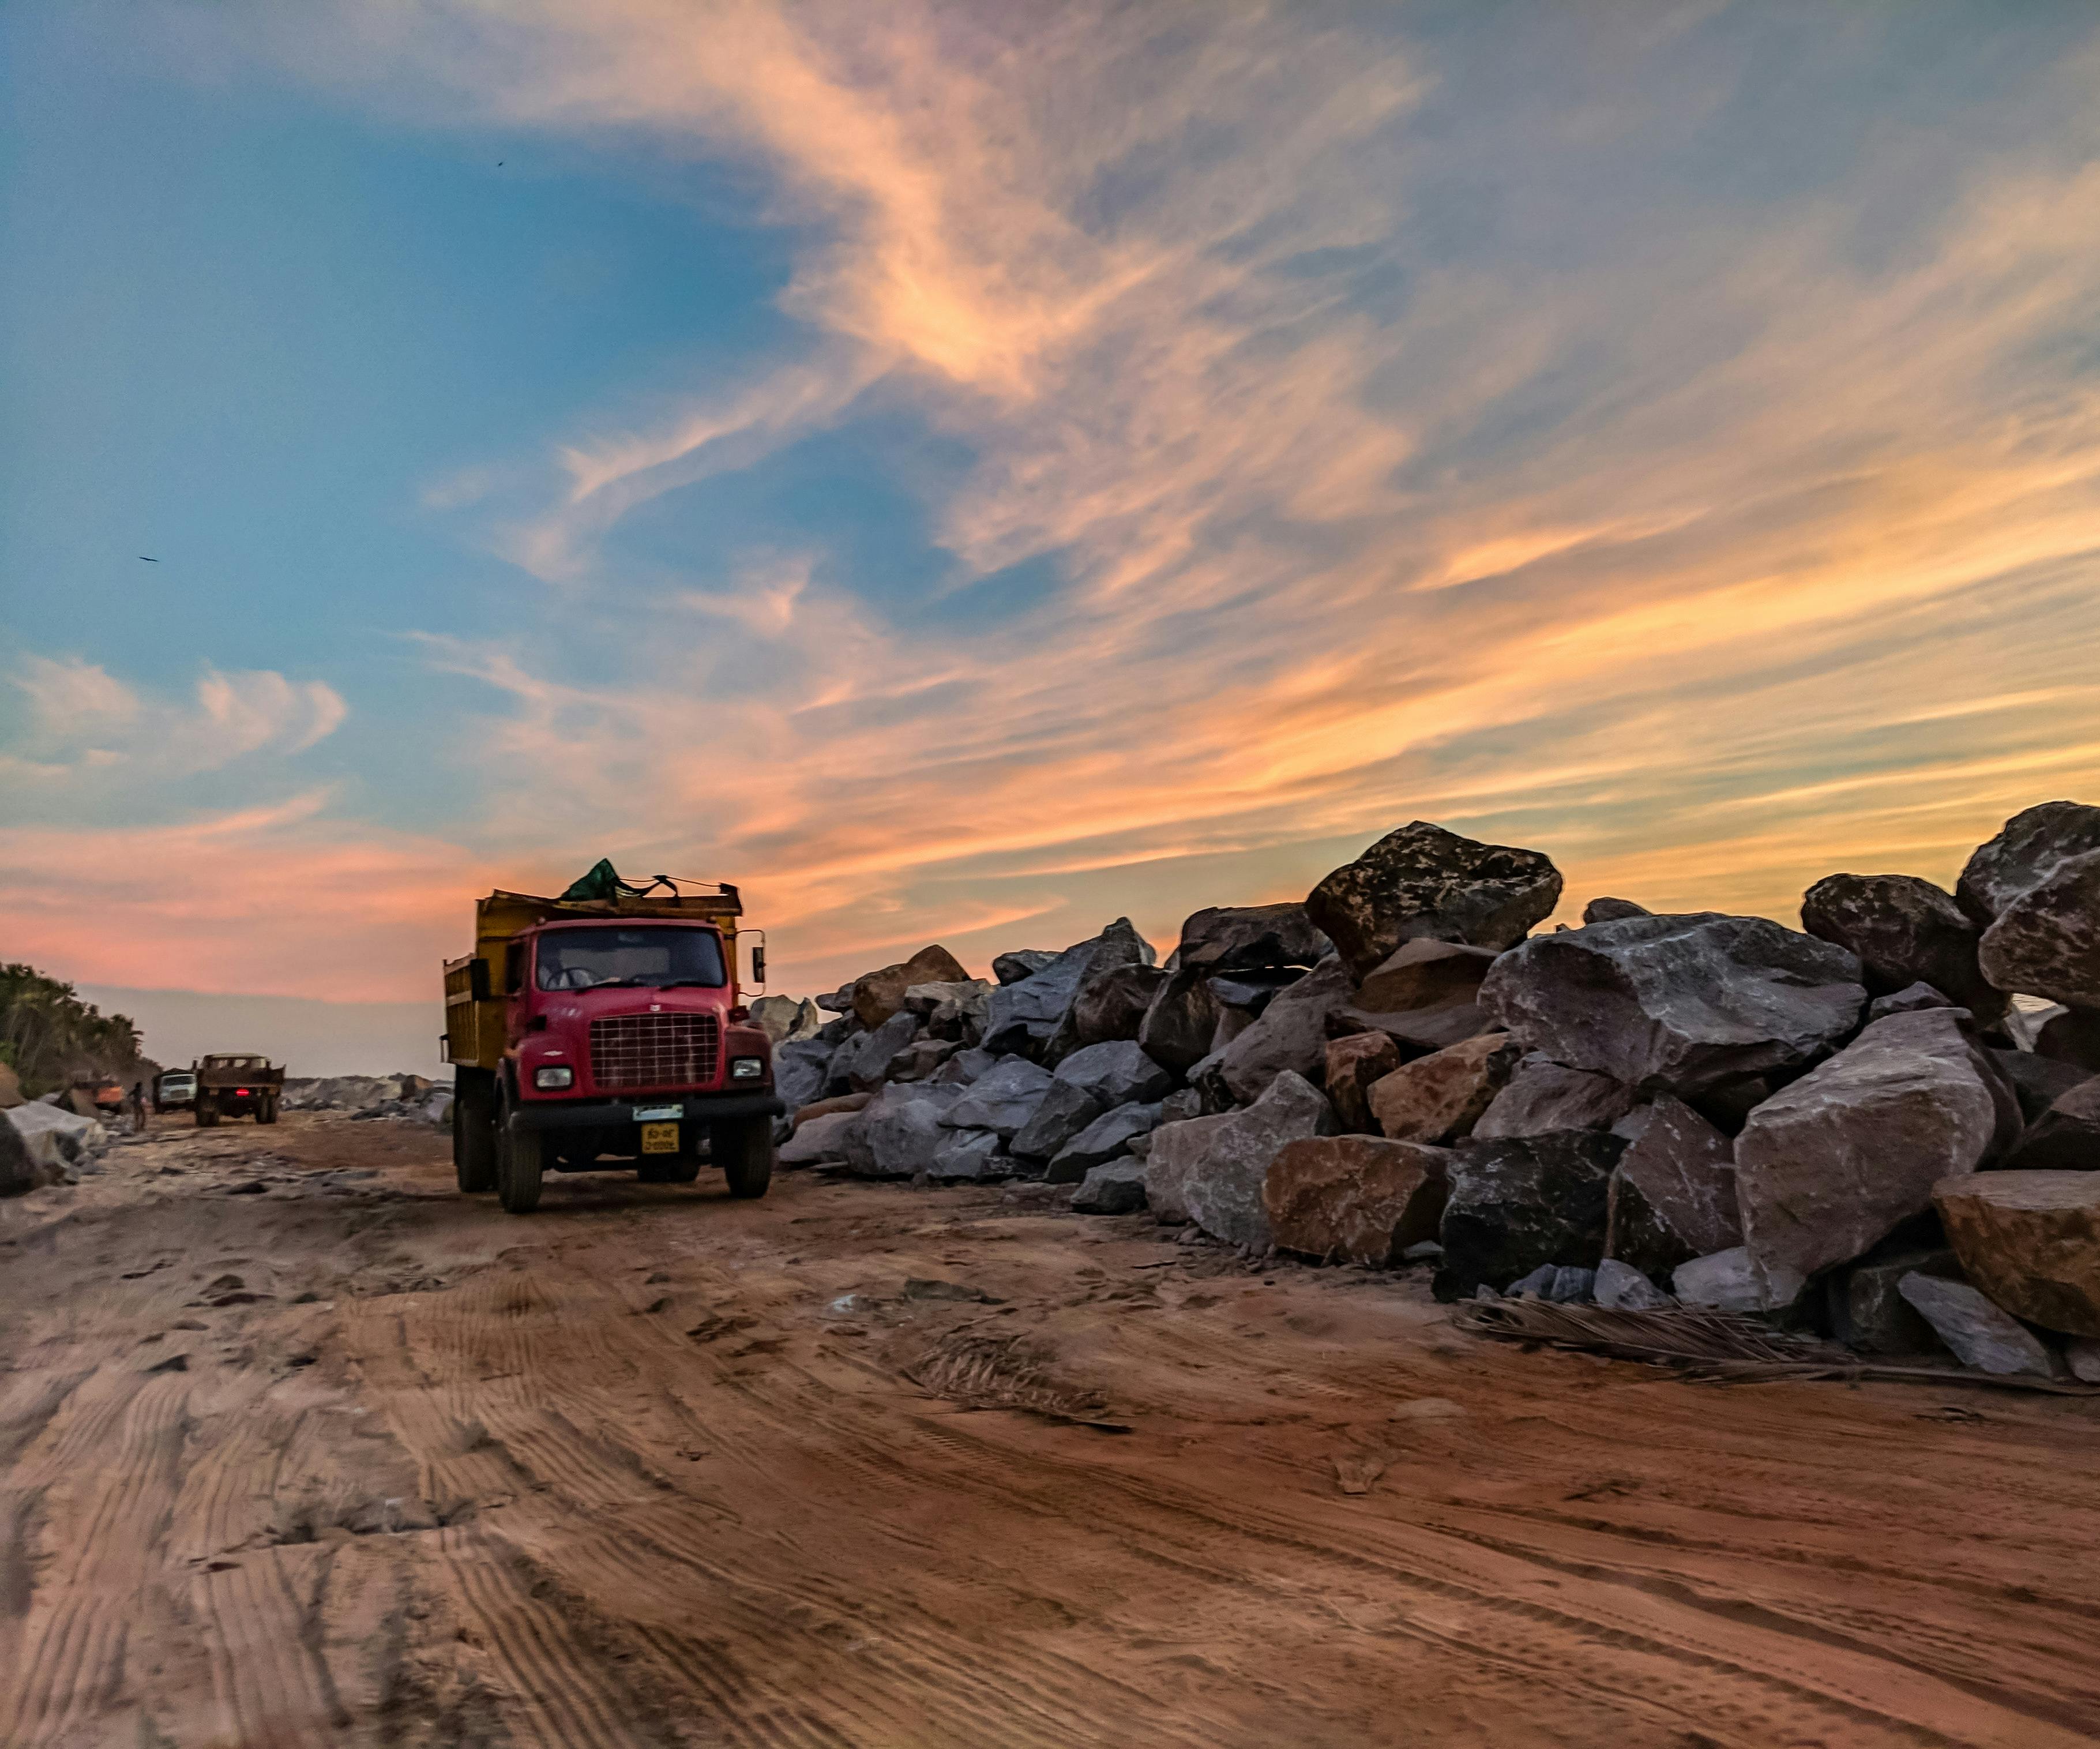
left=469, top=959, right=491, bottom=1003
left=751, top=945, right=767, bottom=985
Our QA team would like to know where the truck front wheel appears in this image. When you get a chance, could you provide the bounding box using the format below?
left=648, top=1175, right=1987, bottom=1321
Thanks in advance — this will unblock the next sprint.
left=454, top=1072, right=498, bottom=1194
left=715, top=1116, right=773, bottom=1200
left=496, top=1095, right=544, bottom=1213
left=196, top=1096, right=219, bottom=1128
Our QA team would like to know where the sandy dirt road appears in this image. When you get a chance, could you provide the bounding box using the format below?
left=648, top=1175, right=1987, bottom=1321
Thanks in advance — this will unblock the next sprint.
left=4, top=1113, right=2099, bottom=1749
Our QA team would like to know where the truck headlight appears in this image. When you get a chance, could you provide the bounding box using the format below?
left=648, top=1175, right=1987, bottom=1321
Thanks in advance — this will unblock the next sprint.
left=534, top=1065, right=574, bottom=1090
left=729, top=1056, right=764, bottom=1080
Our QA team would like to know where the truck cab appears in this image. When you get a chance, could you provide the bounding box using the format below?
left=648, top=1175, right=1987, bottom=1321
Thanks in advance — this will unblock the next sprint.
left=445, top=883, right=781, bottom=1213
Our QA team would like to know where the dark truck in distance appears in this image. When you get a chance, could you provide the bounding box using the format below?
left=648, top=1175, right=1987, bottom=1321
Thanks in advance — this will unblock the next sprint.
left=194, top=1054, right=284, bottom=1126
left=442, top=877, right=781, bottom=1214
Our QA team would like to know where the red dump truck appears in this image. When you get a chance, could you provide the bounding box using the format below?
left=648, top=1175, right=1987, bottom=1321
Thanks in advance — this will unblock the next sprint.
left=442, top=872, right=780, bottom=1213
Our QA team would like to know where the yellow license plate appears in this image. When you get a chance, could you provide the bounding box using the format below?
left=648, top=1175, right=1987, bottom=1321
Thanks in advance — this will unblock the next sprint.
left=640, top=1122, right=680, bottom=1155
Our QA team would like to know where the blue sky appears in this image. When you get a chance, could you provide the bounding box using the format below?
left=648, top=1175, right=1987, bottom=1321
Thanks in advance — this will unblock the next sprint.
left=5, top=2, right=2100, bottom=1073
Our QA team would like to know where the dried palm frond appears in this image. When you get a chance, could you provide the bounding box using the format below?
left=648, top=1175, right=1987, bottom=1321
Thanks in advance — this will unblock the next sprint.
left=1452, top=1297, right=2100, bottom=1395
left=904, top=1335, right=1131, bottom=1431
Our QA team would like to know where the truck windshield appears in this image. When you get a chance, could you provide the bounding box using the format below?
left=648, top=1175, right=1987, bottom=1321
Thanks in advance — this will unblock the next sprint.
left=535, top=926, right=726, bottom=992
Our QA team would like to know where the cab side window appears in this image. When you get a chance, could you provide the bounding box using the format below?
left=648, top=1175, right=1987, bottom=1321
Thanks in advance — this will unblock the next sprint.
left=505, top=941, right=527, bottom=996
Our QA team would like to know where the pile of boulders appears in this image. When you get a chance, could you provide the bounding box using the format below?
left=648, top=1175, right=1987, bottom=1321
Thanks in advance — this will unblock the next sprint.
left=2, top=1098, right=111, bottom=1193
left=772, top=801, right=2100, bottom=1384
left=283, top=1074, right=452, bottom=1125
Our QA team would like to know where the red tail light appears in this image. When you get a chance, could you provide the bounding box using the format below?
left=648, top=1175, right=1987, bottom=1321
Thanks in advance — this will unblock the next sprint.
left=236, top=1087, right=250, bottom=1096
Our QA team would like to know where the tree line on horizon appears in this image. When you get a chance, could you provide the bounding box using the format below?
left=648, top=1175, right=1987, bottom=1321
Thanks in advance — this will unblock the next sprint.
left=0, top=963, right=155, bottom=1099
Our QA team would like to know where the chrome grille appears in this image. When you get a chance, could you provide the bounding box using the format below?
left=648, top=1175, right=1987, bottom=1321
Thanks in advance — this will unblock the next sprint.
left=588, top=1012, right=720, bottom=1090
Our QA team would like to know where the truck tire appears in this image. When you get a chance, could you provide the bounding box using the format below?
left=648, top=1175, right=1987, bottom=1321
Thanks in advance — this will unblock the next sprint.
left=258, top=1093, right=279, bottom=1125
left=496, top=1096, right=544, bottom=1213
left=715, top=1116, right=773, bottom=1199
left=196, top=1096, right=219, bottom=1128
left=454, top=1072, right=498, bottom=1194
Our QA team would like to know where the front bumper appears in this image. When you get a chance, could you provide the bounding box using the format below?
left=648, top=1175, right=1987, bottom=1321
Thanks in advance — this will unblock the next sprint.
left=508, top=1090, right=784, bottom=1134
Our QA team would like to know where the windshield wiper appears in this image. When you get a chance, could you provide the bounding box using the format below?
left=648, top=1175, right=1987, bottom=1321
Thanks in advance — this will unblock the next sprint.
left=653, top=979, right=720, bottom=989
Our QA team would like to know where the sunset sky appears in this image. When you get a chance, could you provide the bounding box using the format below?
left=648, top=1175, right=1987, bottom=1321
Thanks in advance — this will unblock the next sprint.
left=6, top=3, right=2100, bottom=1073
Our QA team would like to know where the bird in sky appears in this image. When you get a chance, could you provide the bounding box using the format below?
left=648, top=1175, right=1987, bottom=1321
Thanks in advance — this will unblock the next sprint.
left=138, top=556, right=159, bottom=562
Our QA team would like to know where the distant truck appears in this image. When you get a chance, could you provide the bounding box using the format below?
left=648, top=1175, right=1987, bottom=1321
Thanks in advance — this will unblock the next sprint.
left=155, top=1069, right=198, bottom=1113
left=194, top=1054, right=284, bottom=1127
left=442, top=874, right=781, bottom=1214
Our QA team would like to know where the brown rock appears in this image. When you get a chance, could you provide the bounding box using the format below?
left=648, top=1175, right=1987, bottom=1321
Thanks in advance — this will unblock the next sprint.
left=1936, top=1170, right=2100, bottom=1337
left=791, top=1090, right=874, bottom=1131
left=1264, top=1136, right=1452, bottom=1265
left=851, top=944, right=971, bottom=1030
left=0, top=1062, right=22, bottom=1110
left=1137, top=968, right=1222, bottom=1074
left=1306, top=821, right=1562, bottom=977
left=1369, top=1033, right=1516, bottom=1144
left=1323, top=1031, right=1401, bottom=1133
left=1605, top=1097, right=1740, bottom=1282
left=1800, top=872, right=2005, bottom=1026
left=1354, top=939, right=1498, bottom=1012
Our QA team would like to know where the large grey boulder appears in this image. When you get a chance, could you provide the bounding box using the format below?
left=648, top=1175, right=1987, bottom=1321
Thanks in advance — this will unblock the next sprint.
left=779, top=1109, right=863, bottom=1167
left=1218, top=956, right=1356, bottom=1105
left=1471, top=1055, right=1637, bottom=1142
left=1480, top=913, right=1866, bottom=1095
left=930, top=1046, right=1000, bottom=1087
left=1433, top=1130, right=1624, bottom=1301
left=1604, top=1097, right=1740, bottom=1283
left=1012, top=1081, right=1105, bottom=1163
left=1897, top=1274, right=2059, bottom=1377
left=774, top=1037, right=835, bottom=1116
left=1070, top=1159, right=1148, bottom=1215
left=1957, top=801, right=2100, bottom=923
left=844, top=1010, right=921, bottom=1092
left=980, top=920, right=1155, bottom=1057
left=927, top=1129, right=1012, bottom=1183
left=1144, top=1071, right=1335, bottom=1249
left=1734, top=1008, right=2014, bottom=1304
left=1055, top=1040, right=1175, bottom=1109
left=841, top=1082, right=966, bottom=1178
left=1, top=1111, right=49, bottom=1196
left=1801, top=873, right=2004, bottom=1024
left=1046, top=1101, right=1162, bottom=1184
left=1263, top=1135, right=1451, bottom=1265
left=1306, top=821, right=1563, bottom=977
left=940, top=1056, right=1054, bottom=1138
left=1015, top=1041, right=1174, bottom=1163
left=1671, top=1247, right=1768, bottom=1313
left=1175, top=903, right=1332, bottom=973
